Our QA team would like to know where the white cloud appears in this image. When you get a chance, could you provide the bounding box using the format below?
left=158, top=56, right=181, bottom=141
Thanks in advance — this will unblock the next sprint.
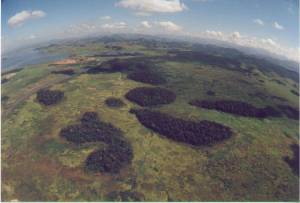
left=115, top=0, right=187, bottom=13
left=28, top=34, right=36, bottom=40
left=156, top=21, right=182, bottom=31
left=101, top=22, right=127, bottom=29
left=205, top=30, right=223, bottom=38
left=141, top=21, right=151, bottom=28
left=8, top=11, right=31, bottom=27
left=273, top=21, right=284, bottom=30
left=18, top=34, right=38, bottom=41
left=261, top=38, right=277, bottom=47
left=230, top=35, right=297, bottom=61
left=194, top=30, right=298, bottom=61
left=8, top=10, right=46, bottom=27
left=101, top=16, right=112, bottom=20
left=65, top=23, right=97, bottom=35
left=134, top=12, right=151, bottom=16
left=192, top=0, right=214, bottom=2
left=230, top=31, right=241, bottom=40
left=253, top=18, right=264, bottom=26
left=32, top=10, right=46, bottom=18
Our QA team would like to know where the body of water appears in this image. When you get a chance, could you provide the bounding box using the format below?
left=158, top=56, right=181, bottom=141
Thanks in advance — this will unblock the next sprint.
left=1, top=48, right=69, bottom=72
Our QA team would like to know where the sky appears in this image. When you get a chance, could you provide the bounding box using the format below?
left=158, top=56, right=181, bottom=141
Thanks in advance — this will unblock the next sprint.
left=1, top=0, right=299, bottom=61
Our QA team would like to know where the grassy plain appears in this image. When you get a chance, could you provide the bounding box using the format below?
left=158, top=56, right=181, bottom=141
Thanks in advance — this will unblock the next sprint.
left=1, top=40, right=299, bottom=201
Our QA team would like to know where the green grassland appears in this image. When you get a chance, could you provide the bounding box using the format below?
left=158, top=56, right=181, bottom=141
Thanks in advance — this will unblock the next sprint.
left=1, top=41, right=299, bottom=201
left=38, top=40, right=166, bottom=57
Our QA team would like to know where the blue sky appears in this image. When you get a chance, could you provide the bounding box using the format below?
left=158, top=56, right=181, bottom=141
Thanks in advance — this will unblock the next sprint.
left=1, top=0, right=299, bottom=60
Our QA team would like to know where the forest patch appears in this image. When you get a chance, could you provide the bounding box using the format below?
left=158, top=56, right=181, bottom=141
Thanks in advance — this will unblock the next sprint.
left=277, top=105, right=299, bottom=120
left=127, top=70, right=166, bottom=85
left=36, top=89, right=64, bottom=106
left=125, top=87, right=176, bottom=107
left=190, top=100, right=281, bottom=118
left=60, top=111, right=133, bottom=173
left=130, top=109, right=232, bottom=146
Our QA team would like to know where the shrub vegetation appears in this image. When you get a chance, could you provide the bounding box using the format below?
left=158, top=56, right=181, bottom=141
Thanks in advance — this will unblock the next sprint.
left=51, top=69, right=75, bottom=75
left=290, top=89, right=299, bottom=96
left=284, top=144, right=299, bottom=176
left=206, top=90, right=215, bottom=96
left=2, top=95, right=9, bottom=102
left=105, top=97, right=125, bottom=108
left=1, top=78, right=9, bottom=84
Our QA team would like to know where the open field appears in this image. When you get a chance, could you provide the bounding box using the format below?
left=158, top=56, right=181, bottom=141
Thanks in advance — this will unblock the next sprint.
left=1, top=38, right=299, bottom=201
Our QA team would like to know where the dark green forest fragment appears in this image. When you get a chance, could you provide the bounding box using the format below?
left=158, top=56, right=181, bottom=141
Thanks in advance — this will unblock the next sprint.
left=85, top=58, right=152, bottom=74
left=85, top=59, right=133, bottom=74
left=60, top=111, right=133, bottom=173
left=85, top=139, right=133, bottom=173
left=125, top=87, right=176, bottom=106
left=277, top=105, right=299, bottom=120
left=127, top=70, right=166, bottom=85
left=60, top=114, right=123, bottom=144
left=130, top=109, right=232, bottom=146
left=190, top=100, right=281, bottom=118
left=36, top=89, right=64, bottom=105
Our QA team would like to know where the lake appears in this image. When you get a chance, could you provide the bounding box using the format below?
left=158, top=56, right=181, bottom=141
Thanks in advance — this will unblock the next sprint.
left=1, top=47, right=69, bottom=72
